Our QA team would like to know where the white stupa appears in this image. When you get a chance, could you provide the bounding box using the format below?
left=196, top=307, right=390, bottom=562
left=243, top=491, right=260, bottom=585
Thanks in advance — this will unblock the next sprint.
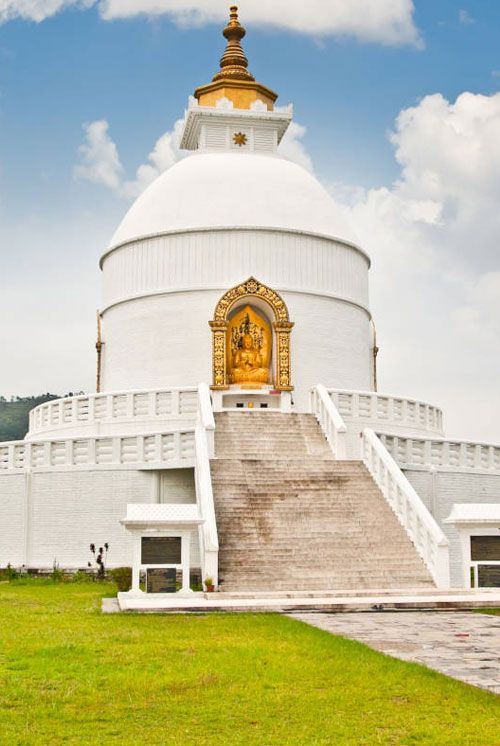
left=99, top=38, right=372, bottom=407
left=0, top=8, right=499, bottom=603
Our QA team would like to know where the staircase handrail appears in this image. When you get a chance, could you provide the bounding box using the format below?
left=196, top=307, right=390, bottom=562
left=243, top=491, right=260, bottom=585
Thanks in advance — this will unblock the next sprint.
left=195, top=383, right=219, bottom=586
left=197, top=383, right=215, bottom=431
left=197, top=382, right=215, bottom=458
left=311, top=384, right=348, bottom=460
left=362, top=427, right=450, bottom=588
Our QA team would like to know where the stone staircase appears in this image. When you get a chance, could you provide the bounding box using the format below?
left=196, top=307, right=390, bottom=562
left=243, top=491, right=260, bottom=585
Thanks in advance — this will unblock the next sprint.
left=210, top=412, right=435, bottom=592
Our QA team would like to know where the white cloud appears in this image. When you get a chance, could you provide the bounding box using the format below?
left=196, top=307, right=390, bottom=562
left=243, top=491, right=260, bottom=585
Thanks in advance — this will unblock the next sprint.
left=458, top=9, right=475, bottom=25
left=100, top=0, right=422, bottom=47
left=121, top=117, right=186, bottom=199
left=0, top=206, right=121, bottom=397
left=388, top=91, right=500, bottom=269
left=75, top=113, right=314, bottom=197
left=452, top=272, right=500, bottom=342
left=74, top=120, right=123, bottom=191
left=0, top=0, right=95, bottom=23
left=0, top=0, right=422, bottom=47
left=279, top=121, right=313, bottom=172
left=340, top=91, right=500, bottom=277
left=334, top=91, right=500, bottom=441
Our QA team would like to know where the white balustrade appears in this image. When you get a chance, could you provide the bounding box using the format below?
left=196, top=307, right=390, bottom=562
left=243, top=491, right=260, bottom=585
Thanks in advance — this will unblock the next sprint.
left=311, top=385, right=348, bottom=459
left=362, top=428, right=450, bottom=588
left=194, top=383, right=219, bottom=587
left=378, top=434, right=500, bottom=474
left=27, top=387, right=199, bottom=438
left=0, top=430, right=195, bottom=472
left=328, top=388, right=444, bottom=436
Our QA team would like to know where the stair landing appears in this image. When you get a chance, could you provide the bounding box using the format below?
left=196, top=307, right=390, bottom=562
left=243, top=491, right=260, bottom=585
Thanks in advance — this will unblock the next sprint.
left=115, top=589, right=500, bottom=614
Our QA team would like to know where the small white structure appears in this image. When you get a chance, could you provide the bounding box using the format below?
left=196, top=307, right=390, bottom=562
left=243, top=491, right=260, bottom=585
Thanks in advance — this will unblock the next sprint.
left=120, top=504, right=204, bottom=598
left=445, top=504, right=500, bottom=589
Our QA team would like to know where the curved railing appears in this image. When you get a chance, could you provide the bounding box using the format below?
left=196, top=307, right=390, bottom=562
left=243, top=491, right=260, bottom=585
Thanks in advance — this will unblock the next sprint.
left=362, top=428, right=450, bottom=588
left=378, top=433, right=500, bottom=474
left=27, top=387, right=199, bottom=438
left=310, top=385, right=347, bottom=459
left=328, top=388, right=444, bottom=436
left=0, top=429, right=196, bottom=472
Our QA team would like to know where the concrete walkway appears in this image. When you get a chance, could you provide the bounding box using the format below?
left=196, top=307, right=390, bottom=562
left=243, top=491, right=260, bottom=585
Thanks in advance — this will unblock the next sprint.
left=290, top=611, right=500, bottom=695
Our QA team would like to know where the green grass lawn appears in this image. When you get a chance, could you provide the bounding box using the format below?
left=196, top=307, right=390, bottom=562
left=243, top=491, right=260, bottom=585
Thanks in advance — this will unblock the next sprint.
left=0, top=581, right=498, bottom=745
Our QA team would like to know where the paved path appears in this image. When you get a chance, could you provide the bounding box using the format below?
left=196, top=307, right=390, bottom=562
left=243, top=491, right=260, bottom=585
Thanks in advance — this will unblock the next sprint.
left=290, top=611, right=500, bottom=695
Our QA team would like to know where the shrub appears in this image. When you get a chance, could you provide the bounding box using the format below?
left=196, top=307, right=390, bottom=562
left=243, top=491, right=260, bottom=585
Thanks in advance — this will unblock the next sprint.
left=71, top=570, right=92, bottom=584
left=51, top=560, right=63, bottom=583
left=88, top=542, right=110, bottom=580
left=109, top=567, right=132, bottom=592
left=1, top=564, right=19, bottom=581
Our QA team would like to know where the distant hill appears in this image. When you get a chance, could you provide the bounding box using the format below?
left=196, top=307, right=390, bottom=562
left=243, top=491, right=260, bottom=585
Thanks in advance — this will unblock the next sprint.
left=0, top=395, right=69, bottom=442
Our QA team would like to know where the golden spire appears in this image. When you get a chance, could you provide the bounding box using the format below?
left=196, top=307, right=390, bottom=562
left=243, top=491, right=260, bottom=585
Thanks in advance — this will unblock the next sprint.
left=194, top=5, right=278, bottom=111
left=213, top=6, right=255, bottom=83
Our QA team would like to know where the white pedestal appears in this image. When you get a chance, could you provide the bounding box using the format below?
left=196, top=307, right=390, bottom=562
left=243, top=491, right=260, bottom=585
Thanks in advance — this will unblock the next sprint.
left=212, top=386, right=292, bottom=413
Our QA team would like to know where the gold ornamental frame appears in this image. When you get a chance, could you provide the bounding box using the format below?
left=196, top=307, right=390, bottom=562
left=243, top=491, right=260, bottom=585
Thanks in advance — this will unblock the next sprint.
left=209, top=277, right=294, bottom=391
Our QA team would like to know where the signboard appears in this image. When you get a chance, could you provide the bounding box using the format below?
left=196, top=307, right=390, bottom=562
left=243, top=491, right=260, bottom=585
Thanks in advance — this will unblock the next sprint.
left=147, top=568, right=177, bottom=594
left=471, top=536, right=500, bottom=561
left=141, top=537, right=182, bottom=565
left=477, top=565, right=500, bottom=588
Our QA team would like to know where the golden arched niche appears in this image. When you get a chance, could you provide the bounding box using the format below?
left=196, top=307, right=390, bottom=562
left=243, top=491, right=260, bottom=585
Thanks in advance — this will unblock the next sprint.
left=209, top=277, right=294, bottom=391
left=227, top=305, right=272, bottom=386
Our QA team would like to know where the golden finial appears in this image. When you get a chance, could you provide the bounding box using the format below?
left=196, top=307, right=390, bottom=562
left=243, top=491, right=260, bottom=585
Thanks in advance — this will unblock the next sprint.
left=194, top=5, right=278, bottom=111
left=213, top=6, right=255, bottom=82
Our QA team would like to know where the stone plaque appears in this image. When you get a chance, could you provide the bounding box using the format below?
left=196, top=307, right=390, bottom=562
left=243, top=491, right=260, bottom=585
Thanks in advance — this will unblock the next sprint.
left=471, top=536, right=500, bottom=561
left=147, top=568, right=177, bottom=594
left=477, top=565, right=500, bottom=588
left=141, top=537, right=182, bottom=565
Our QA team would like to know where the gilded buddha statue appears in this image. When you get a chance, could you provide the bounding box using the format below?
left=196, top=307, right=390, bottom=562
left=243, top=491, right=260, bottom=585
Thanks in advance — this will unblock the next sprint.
left=231, top=333, right=269, bottom=385
left=227, top=306, right=271, bottom=386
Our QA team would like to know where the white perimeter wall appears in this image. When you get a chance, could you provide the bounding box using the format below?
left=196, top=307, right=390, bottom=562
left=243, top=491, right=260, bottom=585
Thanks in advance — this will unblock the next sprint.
left=0, top=468, right=200, bottom=570
left=0, top=475, right=26, bottom=566
left=403, top=469, right=500, bottom=587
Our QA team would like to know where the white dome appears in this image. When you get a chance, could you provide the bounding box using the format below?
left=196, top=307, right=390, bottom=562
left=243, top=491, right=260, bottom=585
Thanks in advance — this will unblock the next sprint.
left=109, top=152, right=359, bottom=249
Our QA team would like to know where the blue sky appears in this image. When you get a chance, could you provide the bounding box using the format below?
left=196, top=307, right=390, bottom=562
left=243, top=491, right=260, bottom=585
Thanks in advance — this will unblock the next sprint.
left=1, top=0, right=499, bottom=441
left=2, top=1, right=499, bottom=199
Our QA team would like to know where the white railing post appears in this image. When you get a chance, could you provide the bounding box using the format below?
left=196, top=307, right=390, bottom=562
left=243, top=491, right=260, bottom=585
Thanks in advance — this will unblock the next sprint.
left=361, top=428, right=450, bottom=588
left=310, top=384, right=347, bottom=460
left=171, top=389, right=180, bottom=417
left=434, top=540, right=451, bottom=589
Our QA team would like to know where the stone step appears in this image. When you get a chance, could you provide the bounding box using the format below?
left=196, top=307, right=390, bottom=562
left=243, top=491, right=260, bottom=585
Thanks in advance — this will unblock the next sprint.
left=212, top=411, right=434, bottom=593
left=211, top=460, right=364, bottom=469
left=219, top=573, right=429, bottom=582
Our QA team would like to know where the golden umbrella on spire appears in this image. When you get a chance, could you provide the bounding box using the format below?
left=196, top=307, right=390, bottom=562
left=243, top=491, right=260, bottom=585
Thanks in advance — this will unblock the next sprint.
left=213, top=5, right=255, bottom=82
left=194, top=5, right=278, bottom=111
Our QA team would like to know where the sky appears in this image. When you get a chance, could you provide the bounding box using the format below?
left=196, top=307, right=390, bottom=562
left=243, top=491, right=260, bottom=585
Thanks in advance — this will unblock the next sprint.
left=0, top=0, right=499, bottom=442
